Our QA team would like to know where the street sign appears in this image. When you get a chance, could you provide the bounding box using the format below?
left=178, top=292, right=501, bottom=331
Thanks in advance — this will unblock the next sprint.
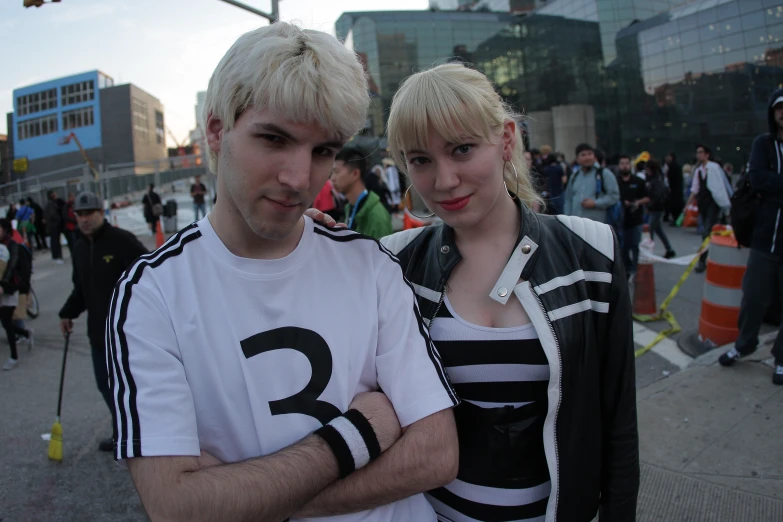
left=13, top=157, right=28, bottom=173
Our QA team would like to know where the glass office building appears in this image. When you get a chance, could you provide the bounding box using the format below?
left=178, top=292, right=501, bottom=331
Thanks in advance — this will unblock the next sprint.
left=336, top=11, right=519, bottom=136
left=338, top=0, right=783, bottom=166
left=609, top=0, right=783, bottom=166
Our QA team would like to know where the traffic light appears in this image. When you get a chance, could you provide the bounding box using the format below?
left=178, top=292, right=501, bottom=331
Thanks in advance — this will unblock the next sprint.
left=23, top=0, right=45, bottom=7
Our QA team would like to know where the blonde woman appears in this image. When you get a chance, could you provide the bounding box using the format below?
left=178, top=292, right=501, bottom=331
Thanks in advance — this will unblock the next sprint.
left=379, top=64, right=639, bottom=521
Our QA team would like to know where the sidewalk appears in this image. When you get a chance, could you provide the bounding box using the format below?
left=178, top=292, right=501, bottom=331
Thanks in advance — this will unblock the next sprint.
left=636, top=332, right=783, bottom=521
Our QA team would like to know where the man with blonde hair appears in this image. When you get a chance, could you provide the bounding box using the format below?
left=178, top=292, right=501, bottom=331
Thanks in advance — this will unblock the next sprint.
left=107, top=22, right=458, bottom=522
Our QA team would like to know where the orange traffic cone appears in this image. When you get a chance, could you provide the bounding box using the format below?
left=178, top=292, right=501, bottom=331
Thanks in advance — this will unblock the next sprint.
left=155, top=219, right=165, bottom=248
left=633, top=225, right=657, bottom=315
left=403, top=209, right=425, bottom=230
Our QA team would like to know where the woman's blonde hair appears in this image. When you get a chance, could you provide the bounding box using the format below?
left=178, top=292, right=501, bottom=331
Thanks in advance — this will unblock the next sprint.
left=387, top=63, right=541, bottom=209
left=203, top=22, right=370, bottom=173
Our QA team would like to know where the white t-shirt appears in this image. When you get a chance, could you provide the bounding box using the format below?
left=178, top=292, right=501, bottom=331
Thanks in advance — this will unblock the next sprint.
left=0, top=244, right=18, bottom=308
left=107, top=216, right=457, bottom=522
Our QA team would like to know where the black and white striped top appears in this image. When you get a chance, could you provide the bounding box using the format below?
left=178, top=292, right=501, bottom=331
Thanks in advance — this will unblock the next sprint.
left=426, top=295, right=551, bottom=522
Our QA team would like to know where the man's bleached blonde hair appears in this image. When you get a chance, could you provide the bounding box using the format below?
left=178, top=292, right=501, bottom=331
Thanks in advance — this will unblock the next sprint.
left=387, top=63, right=542, bottom=209
left=203, top=22, right=370, bottom=173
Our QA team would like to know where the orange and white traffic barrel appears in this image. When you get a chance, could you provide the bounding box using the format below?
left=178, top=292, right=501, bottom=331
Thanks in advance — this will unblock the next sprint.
left=698, top=225, right=748, bottom=346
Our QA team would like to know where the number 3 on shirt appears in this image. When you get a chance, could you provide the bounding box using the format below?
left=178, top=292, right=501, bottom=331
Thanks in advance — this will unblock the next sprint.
left=241, top=326, right=341, bottom=425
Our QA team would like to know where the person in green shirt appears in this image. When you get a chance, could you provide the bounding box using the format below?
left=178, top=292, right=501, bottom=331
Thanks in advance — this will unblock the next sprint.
left=331, top=146, right=393, bottom=240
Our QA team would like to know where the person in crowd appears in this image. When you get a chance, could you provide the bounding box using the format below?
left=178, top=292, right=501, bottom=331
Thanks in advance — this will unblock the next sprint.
left=59, top=191, right=149, bottom=451
left=44, top=191, right=65, bottom=264
left=380, top=62, right=638, bottom=522
left=719, top=88, right=783, bottom=385
left=539, top=144, right=552, bottom=165
left=664, top=153, right=684, bottom=225
left=27, top=197, right=47, bottom=251
left=0, top=219, right=33, bottom=371
left=540, top=155, right=565, bottom=215
left=617, top=155, right=648, bottom=278
left=686, top=144, right=732, bottom=273
left=63, top=192, right=78, bottom=255
left=5, top=203, right=17, bottom=223
left=563, top=143, right=621, bottom=226
left=312, top=178, right=342, bottom=223
left=644, top=159, right=676, bottom=259
left=191, top=175, right=208, bottom=220
left=107, top=22, right=458, bottom=522
left=142, top=183, right=162, bottom=235
left=382, top=157, right=403, bottom=210
left=15, top=199, right=35, bottom=246
left=331, top=147, right=393, bottom=239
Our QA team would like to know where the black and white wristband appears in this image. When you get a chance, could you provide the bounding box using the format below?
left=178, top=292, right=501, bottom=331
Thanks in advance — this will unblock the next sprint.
left=315, top=409, right=382, bottom=478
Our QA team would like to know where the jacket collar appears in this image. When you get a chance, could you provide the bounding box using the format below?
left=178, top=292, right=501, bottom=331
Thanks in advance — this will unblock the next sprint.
left=433, top=198, right=542, bottom=291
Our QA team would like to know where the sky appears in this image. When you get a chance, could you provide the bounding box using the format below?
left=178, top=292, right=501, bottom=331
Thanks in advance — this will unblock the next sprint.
left=0, top=0, right=427, bottom=144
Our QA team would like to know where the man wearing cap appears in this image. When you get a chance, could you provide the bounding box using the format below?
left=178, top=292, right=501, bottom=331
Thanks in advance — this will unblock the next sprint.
left=718, top=89, right=783, bottom=386
left=59, top=192, right=149, bottom=450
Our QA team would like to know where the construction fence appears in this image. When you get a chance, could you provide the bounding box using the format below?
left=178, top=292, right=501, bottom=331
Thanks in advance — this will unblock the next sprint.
left=0, top=155, right=210, bottom=210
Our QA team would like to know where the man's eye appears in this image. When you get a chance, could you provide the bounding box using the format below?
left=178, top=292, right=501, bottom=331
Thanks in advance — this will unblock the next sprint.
left=314, top=147, right=335, bottom=157
left=259, top=134, right=283, bottom=144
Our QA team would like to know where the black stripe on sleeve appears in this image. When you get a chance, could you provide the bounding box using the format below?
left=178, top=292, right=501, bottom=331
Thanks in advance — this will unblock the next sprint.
left=108, top=224, right=201, bottom=459
left=313, top=225, right=459, bottom=406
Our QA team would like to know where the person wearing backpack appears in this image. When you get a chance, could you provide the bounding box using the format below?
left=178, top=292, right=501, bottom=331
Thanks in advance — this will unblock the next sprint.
left=0, top=219, right=34, bottom=371
left=687, top=144, right=732, bottom=273
left=645, top=159, right=676, bottom=259
left=719, top=89, right=783, bottom=385
left=563, top=144, right=621, bottom=228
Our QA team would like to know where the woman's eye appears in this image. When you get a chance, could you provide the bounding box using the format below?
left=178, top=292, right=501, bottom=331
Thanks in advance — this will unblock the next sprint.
left=409, top=157, right=429, bottom=166
left=455, top=144, right=473, bottom=155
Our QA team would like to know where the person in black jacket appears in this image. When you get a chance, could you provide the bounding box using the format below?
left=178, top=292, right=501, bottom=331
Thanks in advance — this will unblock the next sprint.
left=59, top=191, right=148, bottom=450
left=664, top=153, right=684, bottom=224
left=43, top=191, right=65, bottom=263
left=141, top=183, right=162, bottom=235
left=0, top=219, right=33, bottom=371
left=719, top=88, right=783, bottom=385
left=380, top=63, right=638, bottom=522
left=645, top=159, right=676, bottom=258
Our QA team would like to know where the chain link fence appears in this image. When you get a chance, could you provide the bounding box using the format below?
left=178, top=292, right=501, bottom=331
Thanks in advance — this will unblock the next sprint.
left=0, top=155, right=210, bottom=211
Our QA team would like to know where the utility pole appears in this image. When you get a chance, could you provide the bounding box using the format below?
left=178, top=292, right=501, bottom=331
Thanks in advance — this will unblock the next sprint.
left=218, top=0, right=279, bottom=23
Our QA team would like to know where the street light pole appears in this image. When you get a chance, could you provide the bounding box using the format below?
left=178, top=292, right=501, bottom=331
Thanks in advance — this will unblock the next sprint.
left=218, top=0, right=279, bottom=22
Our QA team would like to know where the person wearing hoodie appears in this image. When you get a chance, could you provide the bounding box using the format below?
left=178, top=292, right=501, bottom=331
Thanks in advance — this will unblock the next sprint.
left=331, top=146, right=393, bottom=240
left=718, top=89, right=783, bottom=386
left=687, top=144, right=732, bottom=273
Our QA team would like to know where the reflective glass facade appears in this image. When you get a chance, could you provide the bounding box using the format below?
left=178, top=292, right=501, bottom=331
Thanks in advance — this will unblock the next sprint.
left=610, top=0, right=783, bottom=165
left=338, top=0, right=783, bottom=166
left=336, top=11, right=518, bottom=136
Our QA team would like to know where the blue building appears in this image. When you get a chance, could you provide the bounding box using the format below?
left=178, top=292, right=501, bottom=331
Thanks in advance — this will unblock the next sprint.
left=6, top=70, right=167, bottom=180
left=12, top=70, right=111, bottom=163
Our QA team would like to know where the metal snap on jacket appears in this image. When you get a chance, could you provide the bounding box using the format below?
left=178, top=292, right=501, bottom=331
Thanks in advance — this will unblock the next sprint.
left=521, top=244, right=532, bottom=254
left=441, top=246, right=450, bottom=254
left=497, top=287, right=508, bottom=297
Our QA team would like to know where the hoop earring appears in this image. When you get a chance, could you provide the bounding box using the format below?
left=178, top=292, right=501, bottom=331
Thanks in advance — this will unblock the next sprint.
left=404, top=186, right=435, bottom=219
left=504, top=161, right=520, bottom=200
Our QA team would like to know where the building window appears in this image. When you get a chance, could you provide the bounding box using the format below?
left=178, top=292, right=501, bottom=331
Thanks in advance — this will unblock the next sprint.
left=61, top=80, right=95, bottom=106
left=155, top=110, right=165, bottom=144
left=16, top=114, right=59, bottom=141
left=133, top=98, right=149, bottom=141
left=62, top=106, right=95, bottom=131
left=16, top=88, right=57, bottom=116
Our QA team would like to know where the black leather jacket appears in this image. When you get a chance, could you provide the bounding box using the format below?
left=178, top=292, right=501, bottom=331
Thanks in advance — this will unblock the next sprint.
left=381, top=203, right=639, bottom=522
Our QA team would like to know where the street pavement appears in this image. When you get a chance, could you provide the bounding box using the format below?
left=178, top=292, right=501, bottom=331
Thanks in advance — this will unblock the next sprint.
left=0, top=217, right=781, bottom=521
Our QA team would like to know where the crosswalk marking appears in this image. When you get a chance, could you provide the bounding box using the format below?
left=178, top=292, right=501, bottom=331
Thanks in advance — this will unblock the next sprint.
left=633, top=321, right=693, bottom=370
